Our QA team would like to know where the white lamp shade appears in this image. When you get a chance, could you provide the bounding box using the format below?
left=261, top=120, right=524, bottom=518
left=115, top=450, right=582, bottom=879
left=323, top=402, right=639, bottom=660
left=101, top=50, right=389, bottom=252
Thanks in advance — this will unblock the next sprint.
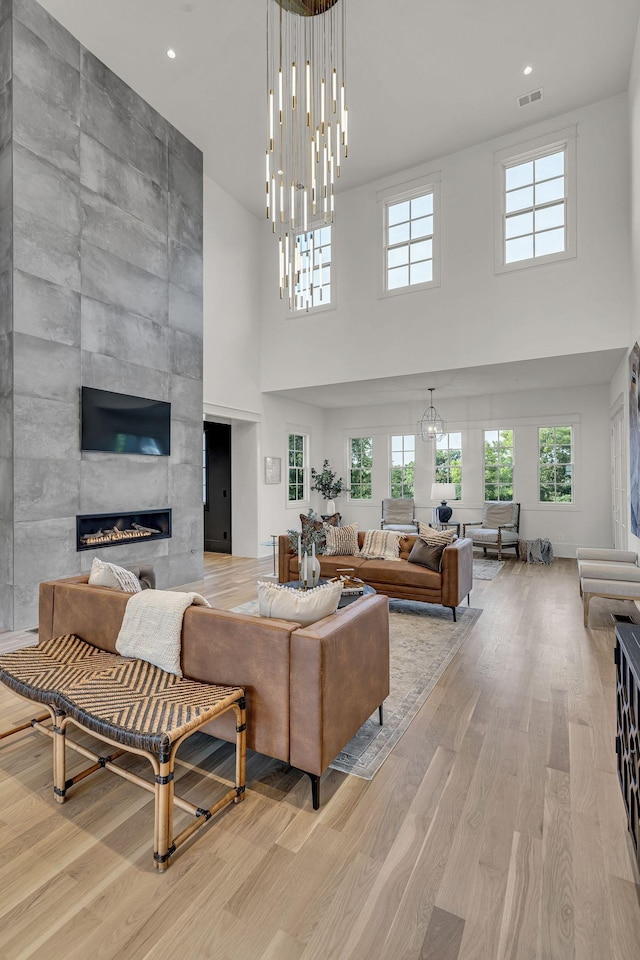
left=431, top=483, right=457, bottom=502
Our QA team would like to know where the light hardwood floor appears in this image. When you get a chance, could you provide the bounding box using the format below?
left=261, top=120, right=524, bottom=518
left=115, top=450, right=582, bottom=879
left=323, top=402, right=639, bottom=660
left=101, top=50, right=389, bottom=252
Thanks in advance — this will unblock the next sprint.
left=0, top=553, right=639, bottom=959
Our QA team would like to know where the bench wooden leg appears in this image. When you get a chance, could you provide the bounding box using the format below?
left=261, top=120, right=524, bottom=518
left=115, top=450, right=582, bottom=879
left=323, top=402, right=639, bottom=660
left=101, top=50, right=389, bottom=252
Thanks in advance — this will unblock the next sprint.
left=583, top=593, right=591, bottom=627
left=154, top=755, right=175, bottom=872
left=53, top=710, right=67, bottom=804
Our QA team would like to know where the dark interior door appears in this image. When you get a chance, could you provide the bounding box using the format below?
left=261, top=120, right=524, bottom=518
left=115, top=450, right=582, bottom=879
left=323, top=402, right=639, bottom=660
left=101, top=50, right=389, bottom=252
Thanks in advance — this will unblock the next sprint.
left=204, top=421, right=231, bottom=553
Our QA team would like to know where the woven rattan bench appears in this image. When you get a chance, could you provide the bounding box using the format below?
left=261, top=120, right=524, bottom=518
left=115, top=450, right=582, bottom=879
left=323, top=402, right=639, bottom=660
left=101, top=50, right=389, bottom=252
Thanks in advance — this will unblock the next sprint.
left=0, top=634, right=246, bottom=871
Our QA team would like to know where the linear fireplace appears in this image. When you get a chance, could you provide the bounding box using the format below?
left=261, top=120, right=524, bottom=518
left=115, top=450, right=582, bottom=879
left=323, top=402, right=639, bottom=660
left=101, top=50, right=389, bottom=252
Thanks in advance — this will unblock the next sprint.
left=76, top=509, right=172, bottom=551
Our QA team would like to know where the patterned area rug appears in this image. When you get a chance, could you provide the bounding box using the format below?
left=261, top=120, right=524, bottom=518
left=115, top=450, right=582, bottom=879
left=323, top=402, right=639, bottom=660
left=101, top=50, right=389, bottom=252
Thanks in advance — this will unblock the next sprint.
left=231, top=598, right=481, bottom=781
left=473, top=558, right=505, bottom=580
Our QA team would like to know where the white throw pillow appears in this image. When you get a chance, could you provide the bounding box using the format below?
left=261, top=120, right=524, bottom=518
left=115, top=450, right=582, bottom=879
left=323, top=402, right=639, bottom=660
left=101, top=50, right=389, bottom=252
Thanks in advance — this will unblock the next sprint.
left=324, top=522, right=359, bottom=556
left=359, top=529, right=401, bottom=560
left=257, top=580, right=343, bottom=626
left=417, top=523, right=457, bottom=544
left=88, top=557, right=142, bottom=593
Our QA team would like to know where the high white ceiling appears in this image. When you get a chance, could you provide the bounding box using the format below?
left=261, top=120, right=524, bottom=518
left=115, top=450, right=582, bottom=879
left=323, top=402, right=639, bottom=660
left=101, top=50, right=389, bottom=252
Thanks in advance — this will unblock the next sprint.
left=35, top=0, right=639, bottom=408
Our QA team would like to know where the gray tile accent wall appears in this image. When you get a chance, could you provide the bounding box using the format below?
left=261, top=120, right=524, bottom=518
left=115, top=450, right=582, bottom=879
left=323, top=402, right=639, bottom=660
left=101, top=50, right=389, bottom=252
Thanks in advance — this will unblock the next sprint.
left=4, top=0, right=204, bottom=629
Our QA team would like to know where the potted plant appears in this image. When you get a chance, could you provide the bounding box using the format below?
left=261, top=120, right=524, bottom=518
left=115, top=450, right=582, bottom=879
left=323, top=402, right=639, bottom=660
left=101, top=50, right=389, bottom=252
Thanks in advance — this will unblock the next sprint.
left=310, top=459, right=350, bottom=514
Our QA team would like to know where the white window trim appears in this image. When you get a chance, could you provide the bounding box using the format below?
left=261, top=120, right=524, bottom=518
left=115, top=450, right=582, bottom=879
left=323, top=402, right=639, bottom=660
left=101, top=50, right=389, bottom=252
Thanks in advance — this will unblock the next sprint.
left=494, top=125, right=577, bottom=275
left=483, top=428, right=515, bottom=502
left=347, top=435, right=374, bottom=502
left=289, top=222, right=337, bottom=318
left=537, top=425, right=574, bottom=506
left=377, top=172, right=441, bottom=299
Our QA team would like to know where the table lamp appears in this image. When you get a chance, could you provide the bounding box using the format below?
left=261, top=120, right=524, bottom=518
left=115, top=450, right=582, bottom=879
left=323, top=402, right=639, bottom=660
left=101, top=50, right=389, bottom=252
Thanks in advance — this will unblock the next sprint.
left=431, top=483, right=457, bottom=522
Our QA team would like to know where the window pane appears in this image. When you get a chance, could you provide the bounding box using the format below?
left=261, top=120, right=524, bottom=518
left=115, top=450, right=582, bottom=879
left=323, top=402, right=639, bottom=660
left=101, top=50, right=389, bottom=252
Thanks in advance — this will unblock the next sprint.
left=535, top=227, right=565, bottom=257
left=388, top=265, right=409, bottom=289
left=535, top=150, right=564, bottom=181
left=411, top=216, right=433, bottom=239
left=410, top=238, right=432, bottom=263
left=318, top=225, right=331, bottom=244
left=485, top=484, right=497, bottom=501
left=505, top=211, right=533, bottom=239
left=505, top=185, right=533, bottom=213
left=535, top=177, right=564, bottom=205
left=391, top=450, right=404, bottom=466
left=388, top=201, right=410, bottom=226
left=410, top=260, right=432, bottom=284
left=389, top=222, right=410, bottom=245
left=411, top=193, right=433, bottom=218
left=506, top=235, right=534, bottom=263
left=448, top=432, right=462, bottom=447
left=505, top=160, right=533, bottom=191
left=388, top=246, right=409, bottom=268
left=535, top=203, right=564, bottom=232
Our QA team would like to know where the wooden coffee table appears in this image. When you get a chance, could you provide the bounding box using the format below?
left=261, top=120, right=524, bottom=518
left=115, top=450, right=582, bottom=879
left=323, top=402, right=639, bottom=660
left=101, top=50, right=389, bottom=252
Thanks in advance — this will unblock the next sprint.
left=284, top=580, right=376, bottom=608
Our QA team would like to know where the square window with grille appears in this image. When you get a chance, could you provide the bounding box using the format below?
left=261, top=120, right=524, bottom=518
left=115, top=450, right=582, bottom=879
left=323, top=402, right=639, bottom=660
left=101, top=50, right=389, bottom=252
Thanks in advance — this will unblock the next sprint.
left=484, top=429, right=514, bottom=501
left=350, top=437, right=373, bottom=500
left=390, top=435, right=415, bottom=499
left=539, top=426, right=573, bottom=503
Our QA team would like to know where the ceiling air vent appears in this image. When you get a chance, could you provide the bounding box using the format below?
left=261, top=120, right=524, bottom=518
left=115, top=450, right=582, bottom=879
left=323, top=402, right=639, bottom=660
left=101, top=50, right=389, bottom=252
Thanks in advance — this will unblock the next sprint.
left=518, top=88, right=544, bottom=108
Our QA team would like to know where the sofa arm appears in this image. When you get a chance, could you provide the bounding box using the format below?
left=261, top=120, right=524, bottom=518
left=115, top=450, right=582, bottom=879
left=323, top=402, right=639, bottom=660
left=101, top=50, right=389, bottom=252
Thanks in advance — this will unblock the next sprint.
left=441, top=537, right=473, bottom=608
left=289, top=594, right=390, bottom=777
left=278, top=535, right=294, bottom=583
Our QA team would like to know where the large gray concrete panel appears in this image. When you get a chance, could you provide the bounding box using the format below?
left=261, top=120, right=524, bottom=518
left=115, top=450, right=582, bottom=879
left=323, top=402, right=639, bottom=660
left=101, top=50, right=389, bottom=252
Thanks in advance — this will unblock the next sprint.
left=13, top=79, right=80, bottom=180
left=168, top=282, right=203, bottom=339
left=169, top=194, right=203, bottom=253
left=14, top=142, right=80, bottom=236
left=171, top=418, right=204, bottom=466
left=169, top=328, right=203, bottom=381
left=14, top=0, right=80, bottom=69
left=79, top=456, right=169, bottom=514
left=13, top=515, right=78, bottom=584
left=0, top=84, right=11, bottom=153
left=169, top=149, right=203, bottom=216
left=81, top=186, right=168, bottom=280
left=14, top=456, right=80, bottom=521
left=80, top=351, right=170, bottom=402
left=0, top=270, right=10, bottom=335
left=168, top=126, right=202, bottom=177
left=168, top=551, right=204, bottom=591
left=80, top=133, right=167, bottom=235
left=14, top=206, right=81, bottom=291
left=169, top=239, right=203, bottom=300
left=13, top=395, right=79, bottom=461
left=0, top=332, right=11, bottom=397
left=81, top=49, right=168, bottom=143
left=13, top=333, right=80, bottom=402
left=81, top=240, right=168, bottom=324
left=0, top=141, right=11, bottom=215
left=13, top=269, right=80, bottom=345
left=0, top=582, right=14, bottom=630
left=170, top=374, right=203, bottom=424
left=0, top=396, right=11, bottom=456
left=0, top=19, right=10, bottom=88
left=0, top=519, right=13, bottom=583
left=0, top=0, right=10, bottom=27
left=0, top=453, right=13, bottom=517
left=81, top=296, right=169, bottom=372
left=81, top=72, right=167, bottom=190
left=13, top=18, right=79, bottom=122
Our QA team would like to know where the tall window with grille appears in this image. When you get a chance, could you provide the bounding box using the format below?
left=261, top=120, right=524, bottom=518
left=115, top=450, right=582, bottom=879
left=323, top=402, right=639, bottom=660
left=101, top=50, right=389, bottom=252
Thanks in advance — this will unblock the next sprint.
left=502, top=146, right=567, bottom=265
left=385, top=189, right=435, bottom=292
left=293, top=225, right=331, bottom=312
left=539, top=426, right=573, bottom=502
left=484, top=429, right=514, bottom=501
left=390, top=435, right=415, bottom=499
left=288, top=433, right=306, bottom=502
left=435, top=432, right=462, bottom=499
left=349, top=437, right=373, bottom=500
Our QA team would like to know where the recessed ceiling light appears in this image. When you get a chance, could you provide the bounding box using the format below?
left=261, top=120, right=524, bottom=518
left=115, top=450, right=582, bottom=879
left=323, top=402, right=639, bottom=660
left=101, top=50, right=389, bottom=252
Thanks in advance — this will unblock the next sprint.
left=523, top=65, right=533, bottom=76
left=167, top=48, right=177, bottom=59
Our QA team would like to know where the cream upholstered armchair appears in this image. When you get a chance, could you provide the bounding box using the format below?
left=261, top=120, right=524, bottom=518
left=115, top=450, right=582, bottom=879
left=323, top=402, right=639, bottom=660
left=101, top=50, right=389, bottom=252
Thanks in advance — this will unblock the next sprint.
left=463, top=502, right=520, bottom=560
left=380, top=498, right=419, bottom=534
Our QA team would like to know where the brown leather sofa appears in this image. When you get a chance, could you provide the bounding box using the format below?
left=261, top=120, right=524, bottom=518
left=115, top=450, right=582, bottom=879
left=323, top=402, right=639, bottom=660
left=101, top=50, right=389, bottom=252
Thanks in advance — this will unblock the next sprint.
left=279, top=532, right=473, bottom=620
left=38, top=574, right=390, bottom=809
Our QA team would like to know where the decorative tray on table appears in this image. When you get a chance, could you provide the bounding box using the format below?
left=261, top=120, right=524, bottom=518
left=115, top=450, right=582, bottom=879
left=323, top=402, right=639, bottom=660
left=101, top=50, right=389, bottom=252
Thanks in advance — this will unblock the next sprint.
left=331, top=572, right=366, bottom=596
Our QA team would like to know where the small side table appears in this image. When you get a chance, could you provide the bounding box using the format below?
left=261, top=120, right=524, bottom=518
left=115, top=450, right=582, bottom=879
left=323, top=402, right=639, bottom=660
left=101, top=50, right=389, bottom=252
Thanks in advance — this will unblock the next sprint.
left=429, top=521, right=460, bottom=537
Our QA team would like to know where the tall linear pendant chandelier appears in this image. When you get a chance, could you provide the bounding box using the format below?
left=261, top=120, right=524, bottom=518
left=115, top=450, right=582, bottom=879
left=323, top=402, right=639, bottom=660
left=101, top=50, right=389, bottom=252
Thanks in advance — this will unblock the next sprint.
left=266, top=0, right=348, bottom=307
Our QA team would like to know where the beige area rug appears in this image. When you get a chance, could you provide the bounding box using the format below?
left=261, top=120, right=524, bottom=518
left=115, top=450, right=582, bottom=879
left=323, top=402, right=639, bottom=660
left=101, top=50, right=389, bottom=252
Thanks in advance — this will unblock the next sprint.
left=231, top=598, right=481, bottom=781
left=472, top=558, right=505, bottom=580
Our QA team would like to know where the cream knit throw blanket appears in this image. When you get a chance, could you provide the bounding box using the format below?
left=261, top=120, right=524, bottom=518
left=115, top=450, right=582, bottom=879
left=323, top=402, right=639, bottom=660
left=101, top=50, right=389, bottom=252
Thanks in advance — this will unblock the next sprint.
left=116, top=590, right=211, bottom=677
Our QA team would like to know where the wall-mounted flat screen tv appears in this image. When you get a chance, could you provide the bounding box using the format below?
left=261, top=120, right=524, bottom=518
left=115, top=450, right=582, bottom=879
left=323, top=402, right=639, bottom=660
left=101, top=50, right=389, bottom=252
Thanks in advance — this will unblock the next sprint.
left=81, top=387, right=171, bottom=456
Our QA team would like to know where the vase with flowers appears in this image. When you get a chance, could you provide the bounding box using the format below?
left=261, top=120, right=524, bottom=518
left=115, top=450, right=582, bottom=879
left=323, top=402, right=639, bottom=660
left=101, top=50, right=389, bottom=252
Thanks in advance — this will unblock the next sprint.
left=310, top=459, right=349, bottom=515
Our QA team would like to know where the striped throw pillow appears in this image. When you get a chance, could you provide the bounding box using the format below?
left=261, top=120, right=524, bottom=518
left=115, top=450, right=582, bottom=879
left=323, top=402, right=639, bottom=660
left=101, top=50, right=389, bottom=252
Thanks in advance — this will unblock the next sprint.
left=359, top=529, right=401, bottom=560
left=324, top=522, right=359, bottom=556
left=418, top=522, right=457, bottom=544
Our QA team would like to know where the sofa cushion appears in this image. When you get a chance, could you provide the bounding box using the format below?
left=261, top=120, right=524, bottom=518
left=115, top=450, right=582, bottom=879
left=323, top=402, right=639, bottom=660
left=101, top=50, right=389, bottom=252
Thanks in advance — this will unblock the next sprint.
left=417, top=523, right=457, bottom=544
left=408, top=538, right=446, bottom=572
left=360, top=558, right=441, bottom=589
left=472, top=528, right=519, bottom=545
left=324, top=522, right=359, bottom=556
left=257, top=580, right=343, bottom=626
left=484, top=502, right=516, bottom=527
left=359, top=529, right=402, bottom=560
left=88, top=558, right=142, bottom=593
left=314, top=555, right=368, bottom=578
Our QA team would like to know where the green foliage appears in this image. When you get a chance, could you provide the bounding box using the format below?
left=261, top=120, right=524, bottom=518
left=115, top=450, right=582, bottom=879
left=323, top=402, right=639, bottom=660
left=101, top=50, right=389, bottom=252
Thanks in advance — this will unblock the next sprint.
left=391, top=461, right=414, bottom=499
left=484, top=430, right=514, bottom=500
left=539, top=426, right=573, bottom=502
left=350, top=437, right=373, bottom=499
left=310, top=459, right=349, bottom=499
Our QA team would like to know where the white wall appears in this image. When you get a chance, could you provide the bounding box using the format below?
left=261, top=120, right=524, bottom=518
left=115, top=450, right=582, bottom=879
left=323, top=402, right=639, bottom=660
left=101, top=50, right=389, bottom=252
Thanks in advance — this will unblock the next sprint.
left=321, top=384, right=611, bottom=558
left=259, top=95, right=631, bottom=393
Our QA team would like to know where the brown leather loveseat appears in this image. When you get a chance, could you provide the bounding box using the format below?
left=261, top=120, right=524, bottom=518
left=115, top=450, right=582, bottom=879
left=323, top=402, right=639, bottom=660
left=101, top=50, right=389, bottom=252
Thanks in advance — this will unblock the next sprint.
left=38, top=574, right=390, bottom=809
left=279, top=532, right=473, bottom=620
